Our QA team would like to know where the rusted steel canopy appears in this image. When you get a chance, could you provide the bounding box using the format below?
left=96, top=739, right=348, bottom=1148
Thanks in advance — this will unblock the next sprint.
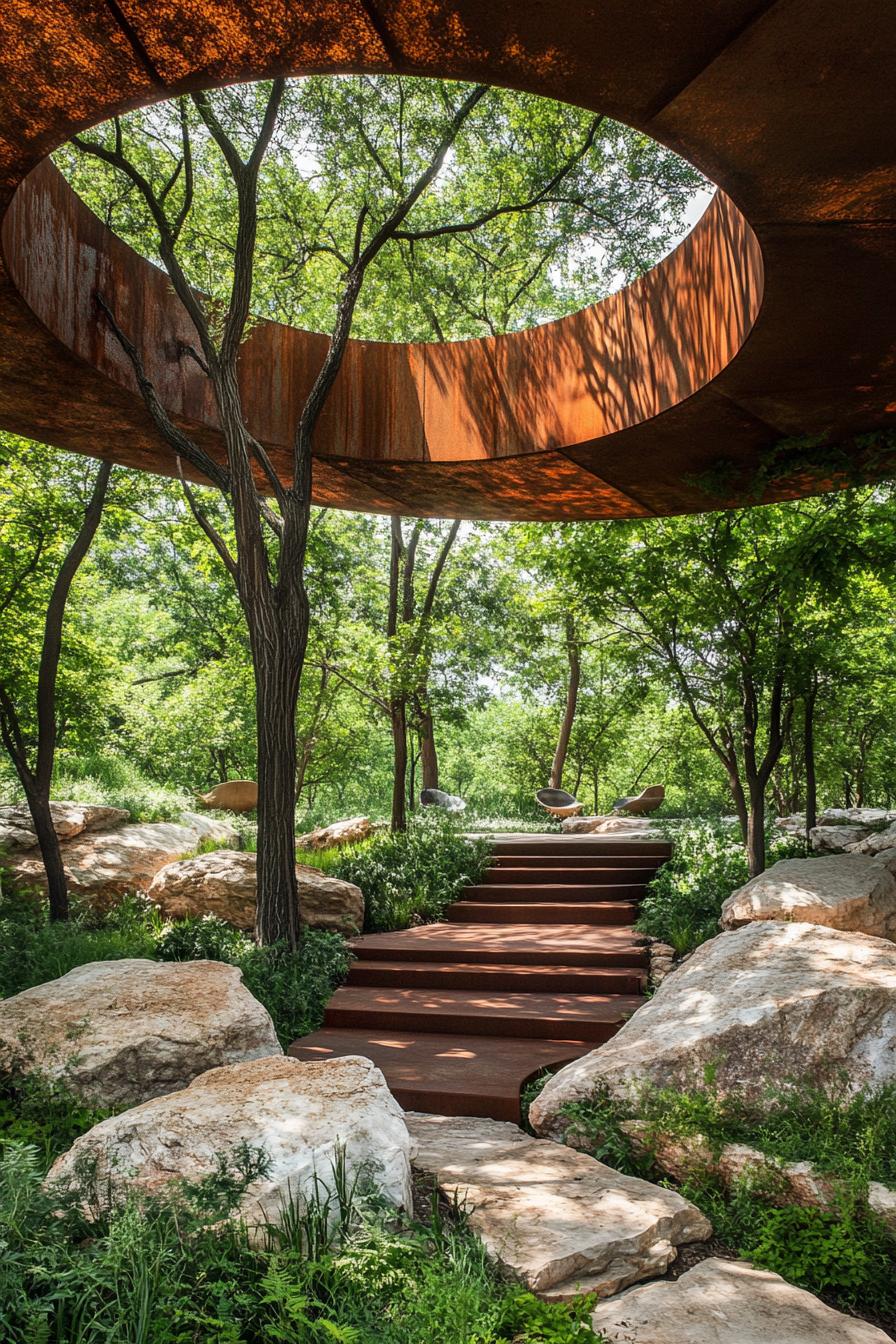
left=0, top=2, right=894, bottom=519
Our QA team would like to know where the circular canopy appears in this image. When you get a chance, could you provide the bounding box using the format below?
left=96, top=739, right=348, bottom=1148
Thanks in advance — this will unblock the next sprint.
left=0, top=2, right=894, bottom=520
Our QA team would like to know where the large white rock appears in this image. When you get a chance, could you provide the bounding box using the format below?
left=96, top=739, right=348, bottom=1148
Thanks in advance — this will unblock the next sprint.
left=561, top=815, right=663, bottom=838
left=0, top=801, right=129, bottom=852
left=147, top=850, right=364, bottom=934
left=590, top=1257, right=892, bottom=1343
left=820, top=807, right=896, bottom=827
left=848, top=821, right=896, bottom=856
left=810, top=823, right=875, bottom=853
left=1, top=819, right=236, bottom=906
left=720, top=851, right=896, bottom=940
left=48, top=1055, right=413, bottom=1228
left=0, top=959, right=281, bottom=1106
left=406, top=1112, right=709, bottom=1299
left=530, top=922, right=896, bottom=1138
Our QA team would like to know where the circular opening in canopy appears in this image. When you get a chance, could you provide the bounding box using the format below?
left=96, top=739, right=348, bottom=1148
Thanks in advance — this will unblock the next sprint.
left=52, top=75, right=714, bottom=344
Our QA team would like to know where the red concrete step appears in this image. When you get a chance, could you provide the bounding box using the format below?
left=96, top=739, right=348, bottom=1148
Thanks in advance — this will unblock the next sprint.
left=447, top=900, right=640, bottom=925
left=484, top=865, right=658, bottom=885
left=323, top=986, right=645, bottom=1040
left=346, top=958, right=647, bottom=994
left=289, top=1029, right=595, bottom=1122
left=349, top=923, right=649, bottom=967
left=461, top=882, right=646, bottom=902
left=492, top=853, right=665, bottom=870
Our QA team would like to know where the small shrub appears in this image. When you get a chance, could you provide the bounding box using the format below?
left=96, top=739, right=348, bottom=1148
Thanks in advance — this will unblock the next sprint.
left=312, top=811, right=491, bottom=932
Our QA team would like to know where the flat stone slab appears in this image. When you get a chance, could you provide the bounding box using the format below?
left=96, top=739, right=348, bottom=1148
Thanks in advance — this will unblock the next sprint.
left=406, top=1112, right=710, bottom=1299
left=0, top=801, right=128, bottom=851
left=590, top=1257, right=893, bottom=1342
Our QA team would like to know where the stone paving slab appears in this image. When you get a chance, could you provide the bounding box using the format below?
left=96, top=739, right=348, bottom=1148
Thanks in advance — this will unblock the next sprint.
left=406, top=1112, right=710, bottom=1299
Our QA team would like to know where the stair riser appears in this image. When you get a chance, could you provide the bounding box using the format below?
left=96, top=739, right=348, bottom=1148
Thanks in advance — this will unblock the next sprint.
left=491, top=855, right=664, bottom=870
left=485, top=867, right=657, bottom=885
left=490, top=841, right=671, bottom=857
left=324, top=1005, right=630, bottom=1042
left=347, top=964, right=646, bottom=993
left=447, top=903, right=640, bottom=925
left=463, top=885, right=646, bottom=902
left=388, top=1083, right=523, bottom=1123
left=348, top=941, right=649, bottom=968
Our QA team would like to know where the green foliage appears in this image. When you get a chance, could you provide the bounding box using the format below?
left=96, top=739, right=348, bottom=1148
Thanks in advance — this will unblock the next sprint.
left=0, top=1071, right=109, bottom=1168
left=50, top=750, right=204, bottom=822
left=636, top=819, right=808, bottom=953
left=0, top=1143, right=607, bottom=1342
left=311, top=811, right=491, bottom=932
left=563, top=1078, right=896, bottom=1314
left=0, top=893, right=160, bottom=999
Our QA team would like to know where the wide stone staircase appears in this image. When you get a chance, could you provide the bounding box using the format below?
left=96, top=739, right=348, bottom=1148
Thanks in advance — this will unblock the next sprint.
left=290, top=832, right=670, bottom=1121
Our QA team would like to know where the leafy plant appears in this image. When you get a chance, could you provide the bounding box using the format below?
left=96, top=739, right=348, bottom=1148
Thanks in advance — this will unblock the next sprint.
left=310, top=811, right=491, bottom=932
left=637, top=818, right=809, bottom=953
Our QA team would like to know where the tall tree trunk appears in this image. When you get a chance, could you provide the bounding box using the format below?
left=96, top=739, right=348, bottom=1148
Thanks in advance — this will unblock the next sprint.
left=418, top=698, right=439, bottom=791
left=746, top=778, right=766, bottom=877
left=549, top=614, right=580, bottom=790
left=0, top=459, right=112, bottom=922
left=253, top=639, right=302, bottom=946
left=804, top=681, right=818, bottom=839
left=390, top=698, right=408, bottom=831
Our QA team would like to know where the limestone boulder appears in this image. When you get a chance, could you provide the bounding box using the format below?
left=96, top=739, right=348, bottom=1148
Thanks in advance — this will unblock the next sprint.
left=720, top=851, right=896, bottom=940
left=0, top=958, right=281, bottom=1106
left=820, top=807, right=896, bottom=827
left=590, top=1258, right=892, bottom=1343
left=530, top=922, right=896, bottom=1139
left=0, top=801, right=129, bottom=852
left=774, top=812, right=807, bottom=836
left=177, top=811, right=241, bottom=847
left=2, top=820, right=217, bottom=906
left=406, top=1112, right=710, bottom=1300
left=296, top=816, right=373, bottom=852
left=147, top=850, right=364, bottom=934
left=869, top=1181, right=896, bottom=1235
left=848, top=820, right=896, bottom=856
left=810, top=823, right=875, bottom=852
left=561, top=815, right=663, bottom=839
left=48, top=1055, right=412, bottom=1228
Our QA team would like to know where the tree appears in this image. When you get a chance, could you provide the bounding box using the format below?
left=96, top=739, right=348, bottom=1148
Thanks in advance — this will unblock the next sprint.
left=541, top=491, right=895, bottom=874
left=63, top=77, right=701, bottom=931
left=0, top=437, right=113, bottom=919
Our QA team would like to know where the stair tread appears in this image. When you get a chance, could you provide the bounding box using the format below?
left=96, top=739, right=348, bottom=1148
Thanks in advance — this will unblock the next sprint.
left=326, top=985, right=645, bottom=1022
left=350, top=922, right=647, bottom=964
left=288, top=1029, right=595, bottom=1121
left=348, top=959, right=647, bottom=977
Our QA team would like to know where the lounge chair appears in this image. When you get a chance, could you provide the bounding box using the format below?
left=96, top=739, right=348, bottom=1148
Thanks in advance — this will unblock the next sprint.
left=420, top=788, right=467, bottom=813
left=612, top=785, right=664, bottom=815
left=535, top=787, right=584, bottom=819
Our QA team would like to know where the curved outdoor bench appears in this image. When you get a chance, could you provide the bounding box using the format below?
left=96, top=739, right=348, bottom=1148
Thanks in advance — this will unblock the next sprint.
left=0, top=2, right=893, bottom=519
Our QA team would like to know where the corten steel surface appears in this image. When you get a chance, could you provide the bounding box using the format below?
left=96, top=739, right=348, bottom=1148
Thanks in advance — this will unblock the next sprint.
left=0, top=1, right=894, bottom=519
